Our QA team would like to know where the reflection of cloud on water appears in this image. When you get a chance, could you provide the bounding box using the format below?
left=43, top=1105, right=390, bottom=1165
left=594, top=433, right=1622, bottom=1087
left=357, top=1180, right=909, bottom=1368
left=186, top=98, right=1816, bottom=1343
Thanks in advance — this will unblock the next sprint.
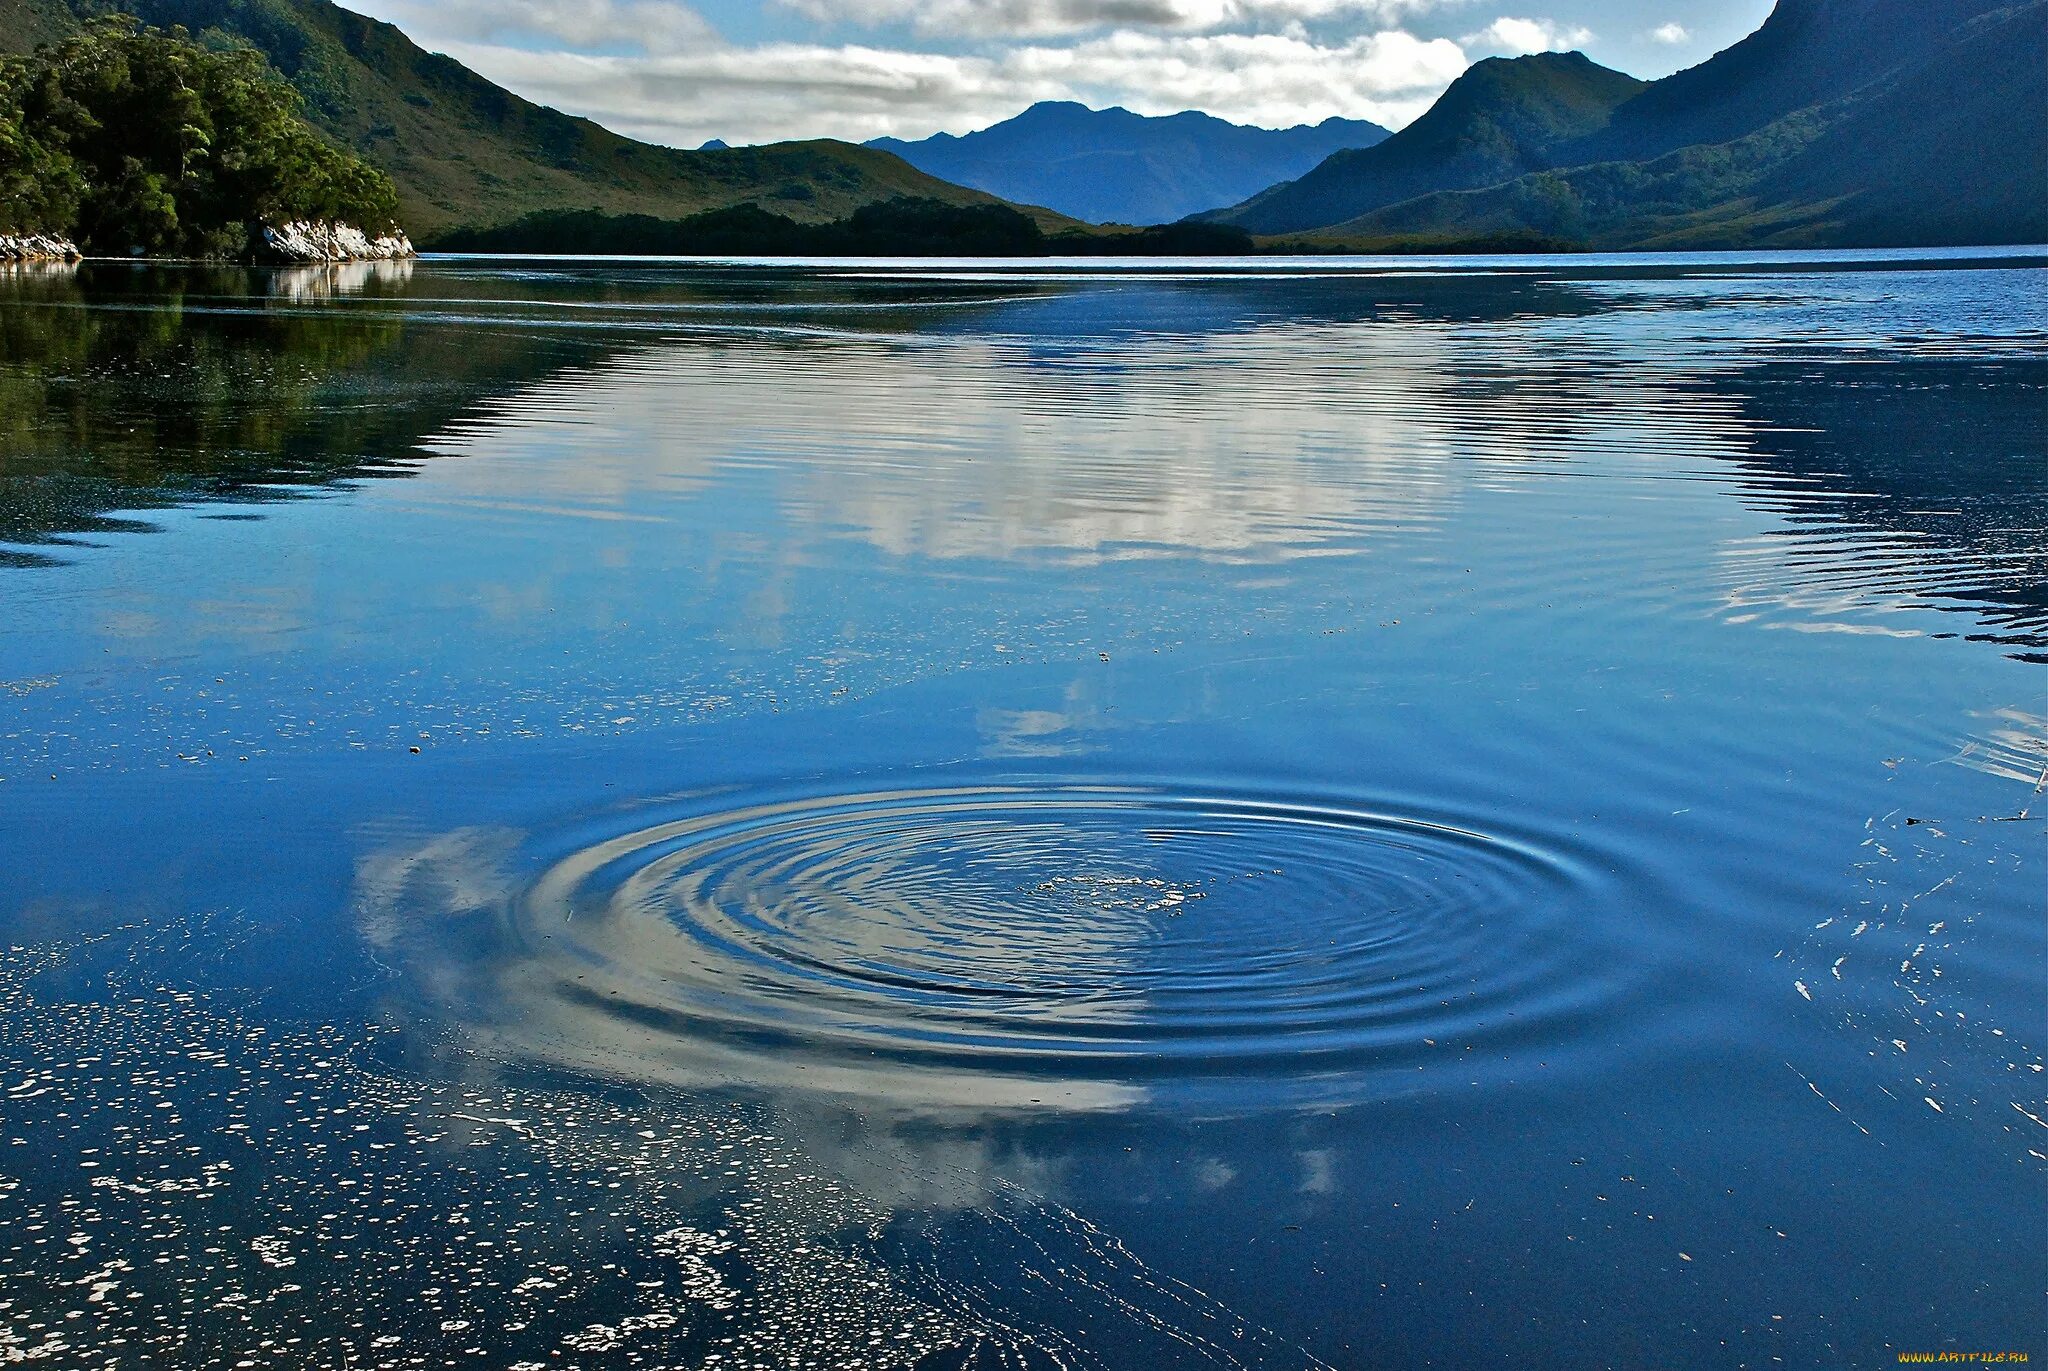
left=354, top=774, right=1641, bottom=1127
left=1945, top=710, right=2048, bottom=789
left=354, top=816, right=1147, bottom=1114
left=400, top=322, right=1531, bottom=569
left=978, top=705, right=1101, bottom=758
left=395, top=274, right=2048, bottom=653
left=977, top=674, right=1118, bottom=758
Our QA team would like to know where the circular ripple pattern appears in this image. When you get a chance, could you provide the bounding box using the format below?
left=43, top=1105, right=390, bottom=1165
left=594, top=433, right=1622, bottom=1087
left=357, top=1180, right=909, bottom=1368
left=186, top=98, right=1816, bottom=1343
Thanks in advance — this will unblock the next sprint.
left=476, top=783, right=1653, bottom=1109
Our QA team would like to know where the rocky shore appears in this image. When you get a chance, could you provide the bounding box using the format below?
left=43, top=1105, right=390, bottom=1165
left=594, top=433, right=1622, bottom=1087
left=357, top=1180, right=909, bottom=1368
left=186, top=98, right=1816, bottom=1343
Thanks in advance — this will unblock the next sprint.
left=1, top=233, right=83, bottom=262
left=257, top=221, right=417, bottom=265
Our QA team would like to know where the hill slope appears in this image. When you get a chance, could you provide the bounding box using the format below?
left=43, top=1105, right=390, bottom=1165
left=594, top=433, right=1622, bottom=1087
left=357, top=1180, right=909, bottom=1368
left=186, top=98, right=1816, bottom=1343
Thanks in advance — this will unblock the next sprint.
left=1318, top=0, right=2048, bottom=249
left=868, top=102, right=1388, bottom=225
left=0, top=0, right=1033, bottom=238
left=1207, top=53, right=1643, bottom=235
left=1563, top=0, right=2022, bottom=164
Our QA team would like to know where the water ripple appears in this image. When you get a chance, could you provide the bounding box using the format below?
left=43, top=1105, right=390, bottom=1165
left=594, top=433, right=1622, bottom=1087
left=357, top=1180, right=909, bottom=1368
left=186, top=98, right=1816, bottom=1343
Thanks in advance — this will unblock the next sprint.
left=375, top=781, right=1662, bottom=1111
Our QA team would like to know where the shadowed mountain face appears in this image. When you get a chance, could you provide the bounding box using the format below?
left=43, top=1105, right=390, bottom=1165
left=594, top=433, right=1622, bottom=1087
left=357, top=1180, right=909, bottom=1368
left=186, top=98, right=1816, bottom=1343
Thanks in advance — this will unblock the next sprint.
left=1209, top=0, right=2046, bottom=250
left=0, top=0, right=1021, bottom=238
left=868, top=102, right=1389, bottom=226
left=1333, top=1, right=2048, bottom=249
left=1206, top=53, right=1643, bottom=236
left=1564, top=0, right=2024, bottom=164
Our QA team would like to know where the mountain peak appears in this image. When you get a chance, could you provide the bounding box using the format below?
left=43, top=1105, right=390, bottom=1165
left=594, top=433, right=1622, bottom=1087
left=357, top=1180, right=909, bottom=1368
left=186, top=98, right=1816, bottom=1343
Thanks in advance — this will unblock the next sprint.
left=1209, top=51, right=1642, bottom=234
left=1215, top=0, right=2045, bottom=250
left=869, top=102, right=1389, bottom=224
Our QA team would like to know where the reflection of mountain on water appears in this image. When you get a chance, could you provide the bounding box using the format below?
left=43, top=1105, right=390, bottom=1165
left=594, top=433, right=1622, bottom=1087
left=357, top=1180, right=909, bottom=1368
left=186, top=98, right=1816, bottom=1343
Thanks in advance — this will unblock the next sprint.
left=0, top=264, right=605, bottom=565
left=1713, top=358, right=2048, bottom=659
left=10, top=261, right=2045, bottom=660
left=2, top=264, right=1620, bottom=570
left=911, top=268, right=1605, bottom=350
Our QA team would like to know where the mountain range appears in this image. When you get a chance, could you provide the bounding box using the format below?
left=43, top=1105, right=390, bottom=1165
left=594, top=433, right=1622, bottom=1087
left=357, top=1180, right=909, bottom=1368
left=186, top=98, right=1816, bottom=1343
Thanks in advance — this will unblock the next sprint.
left=0, top=0, right=1046, bottom=239
left=1205, top=0, right=2047, bottom=248
left=4, top=0, right=2041, bottom=252
left=867, top=102, right=1389, bottom=226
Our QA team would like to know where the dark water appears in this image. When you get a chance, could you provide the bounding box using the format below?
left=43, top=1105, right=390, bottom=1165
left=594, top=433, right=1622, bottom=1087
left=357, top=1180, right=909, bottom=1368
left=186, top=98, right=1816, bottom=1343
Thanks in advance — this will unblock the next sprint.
left=1, top=251, right=2043, bottom=1369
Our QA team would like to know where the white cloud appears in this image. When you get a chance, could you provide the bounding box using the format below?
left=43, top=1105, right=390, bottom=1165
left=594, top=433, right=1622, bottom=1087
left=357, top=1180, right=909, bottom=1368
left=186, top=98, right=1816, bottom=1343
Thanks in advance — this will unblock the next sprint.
left=1648, top=21, right=1690, bottom=44
left=420, top=26, right=1469, bottom=145
left=776, top=0, right=1462, bottom=40
left=1461, top=16, right=1592, bottom=55
left=358, top=0, right=717, bottom=55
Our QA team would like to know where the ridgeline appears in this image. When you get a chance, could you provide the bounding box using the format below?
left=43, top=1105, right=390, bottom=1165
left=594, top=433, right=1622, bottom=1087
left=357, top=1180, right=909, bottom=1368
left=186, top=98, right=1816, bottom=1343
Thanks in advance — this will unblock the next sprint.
left=1206, top=0, right=2048, bottom=250
left=868, top=102, right=1389, bottom=226
left=4, top=0, right=2040, bottom=258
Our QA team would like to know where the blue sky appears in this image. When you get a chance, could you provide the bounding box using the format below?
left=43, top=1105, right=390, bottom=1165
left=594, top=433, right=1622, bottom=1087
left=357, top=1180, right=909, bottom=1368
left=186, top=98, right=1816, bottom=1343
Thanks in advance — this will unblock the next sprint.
left=342, top=0, right=1774, bottom=148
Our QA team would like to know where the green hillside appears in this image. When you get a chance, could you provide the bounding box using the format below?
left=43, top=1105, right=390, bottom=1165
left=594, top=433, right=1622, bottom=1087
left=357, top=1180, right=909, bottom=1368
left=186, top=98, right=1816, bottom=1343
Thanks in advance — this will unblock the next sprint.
left=1207, top=52, right=1643, bottom=235
left=1309, top=0, right=2048, bottom=250
left=0, top=0, right=1045, bottom=239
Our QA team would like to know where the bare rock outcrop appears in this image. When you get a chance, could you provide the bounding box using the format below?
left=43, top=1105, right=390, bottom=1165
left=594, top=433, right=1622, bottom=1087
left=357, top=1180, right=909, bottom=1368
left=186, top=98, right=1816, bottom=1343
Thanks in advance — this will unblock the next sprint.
left=0, top=234, right=83, bottom=262
left=256, top=221, right=417, bottom=265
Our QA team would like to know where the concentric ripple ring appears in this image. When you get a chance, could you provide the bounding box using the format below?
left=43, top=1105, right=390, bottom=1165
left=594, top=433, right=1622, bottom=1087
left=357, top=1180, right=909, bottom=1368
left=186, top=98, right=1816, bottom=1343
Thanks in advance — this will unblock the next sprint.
left=386, top=781, right=1669, bottom=1110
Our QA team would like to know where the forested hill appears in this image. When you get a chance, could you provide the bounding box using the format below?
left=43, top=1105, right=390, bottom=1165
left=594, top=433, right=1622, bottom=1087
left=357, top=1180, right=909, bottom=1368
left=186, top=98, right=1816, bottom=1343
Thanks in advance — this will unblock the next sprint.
left=0, top=0, right=1043, bottom=239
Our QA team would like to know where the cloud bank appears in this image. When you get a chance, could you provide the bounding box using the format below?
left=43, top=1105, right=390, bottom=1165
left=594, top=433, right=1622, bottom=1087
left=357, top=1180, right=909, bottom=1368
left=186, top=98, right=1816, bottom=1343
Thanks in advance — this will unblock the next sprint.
left=343, top=0, right=1610, bottom=148
left=776, top=0, right=1460, bottom=39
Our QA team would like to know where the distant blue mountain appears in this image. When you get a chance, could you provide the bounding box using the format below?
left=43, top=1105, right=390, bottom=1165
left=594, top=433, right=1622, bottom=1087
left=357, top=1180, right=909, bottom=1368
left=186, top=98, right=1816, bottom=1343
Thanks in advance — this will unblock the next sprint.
left=866, top=101, right=1390, bottom=225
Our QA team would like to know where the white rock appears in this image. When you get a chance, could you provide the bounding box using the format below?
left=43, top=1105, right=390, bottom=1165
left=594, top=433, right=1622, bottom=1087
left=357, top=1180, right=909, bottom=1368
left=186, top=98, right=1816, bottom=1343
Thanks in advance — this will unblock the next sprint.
left=0, top=233, right=83, bottom=262
left=257, top=220, right=417, bottom=264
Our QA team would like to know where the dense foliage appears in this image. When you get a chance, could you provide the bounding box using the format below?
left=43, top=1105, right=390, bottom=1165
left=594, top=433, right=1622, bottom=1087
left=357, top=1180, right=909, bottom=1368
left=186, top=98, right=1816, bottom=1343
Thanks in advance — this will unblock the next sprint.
left=0, top=16, right=398, bottom=254
left=431, top=200, right=1256, bottom=257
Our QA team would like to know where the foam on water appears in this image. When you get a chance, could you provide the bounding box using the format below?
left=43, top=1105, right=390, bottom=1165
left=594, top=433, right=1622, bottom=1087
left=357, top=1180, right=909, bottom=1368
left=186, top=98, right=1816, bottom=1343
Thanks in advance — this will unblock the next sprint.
left=0, top=921, right=1331, bottom=1370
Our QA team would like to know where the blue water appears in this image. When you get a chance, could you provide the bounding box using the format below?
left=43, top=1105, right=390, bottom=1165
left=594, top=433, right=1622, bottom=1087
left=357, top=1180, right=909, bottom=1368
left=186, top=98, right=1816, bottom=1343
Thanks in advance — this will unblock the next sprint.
left=1, top=253, right=2042, bottom=1369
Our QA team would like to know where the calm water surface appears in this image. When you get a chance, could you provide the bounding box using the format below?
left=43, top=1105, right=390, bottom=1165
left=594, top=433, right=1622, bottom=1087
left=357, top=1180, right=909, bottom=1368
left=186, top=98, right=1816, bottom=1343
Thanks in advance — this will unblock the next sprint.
left=1, top=251, right=2043, bottom=1369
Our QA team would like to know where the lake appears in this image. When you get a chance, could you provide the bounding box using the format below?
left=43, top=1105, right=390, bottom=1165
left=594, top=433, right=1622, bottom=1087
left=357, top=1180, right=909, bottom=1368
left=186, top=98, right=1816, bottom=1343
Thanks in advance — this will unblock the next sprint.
left=1, top=250, right=2042, bottom=1369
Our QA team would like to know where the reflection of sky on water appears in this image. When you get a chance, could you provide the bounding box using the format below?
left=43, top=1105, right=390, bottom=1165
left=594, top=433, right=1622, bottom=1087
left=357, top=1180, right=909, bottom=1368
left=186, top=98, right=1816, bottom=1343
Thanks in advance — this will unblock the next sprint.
left=1, top=255, right=2044, bottom=1369
left=6, top=259, right=2045, bottom=655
